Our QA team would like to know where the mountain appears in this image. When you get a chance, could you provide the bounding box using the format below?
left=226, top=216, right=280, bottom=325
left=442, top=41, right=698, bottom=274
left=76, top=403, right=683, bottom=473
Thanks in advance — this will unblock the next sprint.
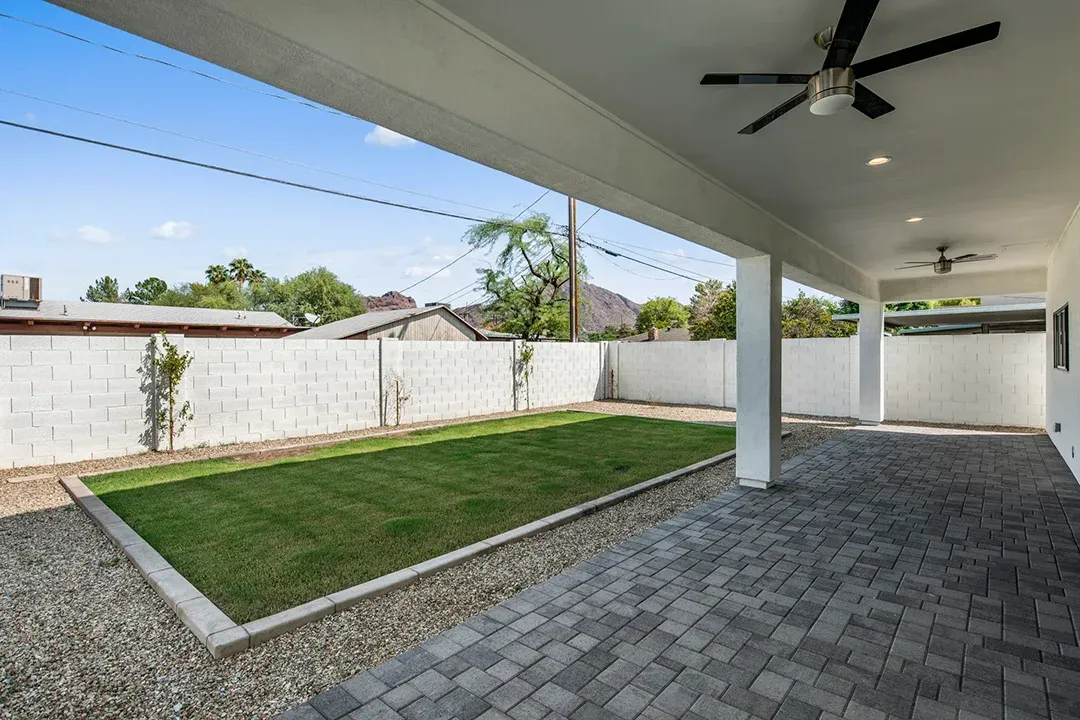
left=454, top=282, right=640, bottom=333
left=579, top=282, right=641, bottom=332
left=364, top=291, right=417, bottom=312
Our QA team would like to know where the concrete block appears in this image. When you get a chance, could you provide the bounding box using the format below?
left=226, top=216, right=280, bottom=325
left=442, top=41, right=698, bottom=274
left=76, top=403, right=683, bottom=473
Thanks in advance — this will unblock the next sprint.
left=326, top=569, right=419, bottom=612
left=0, top=381, right=33, bottom=399
left=242, top=597, right=335, bottom=645
left=175, top=596, right=235, bottom=645
left=0, top=351, right=32, bottom=366
left=9, top=336, right=51, bottom=350
left=207, top=626, right=250, bottom=659
left=12, top=365, right=54, bottom=382
left=409, top=541, right=493, bottom=578
left=124, top=541, right=171, bottom=579
left=146, top=567, right=203, bottom=610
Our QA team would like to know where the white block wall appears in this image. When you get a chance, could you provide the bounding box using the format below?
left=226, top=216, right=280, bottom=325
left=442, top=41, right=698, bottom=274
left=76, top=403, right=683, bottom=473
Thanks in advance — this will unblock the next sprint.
left=180, top=338, right=382, bottom=449
left=525, top=342, right=606, bottom=409
left=394, top=341, right=515, bottom=425
left=611, top=334, right=1045, bottom=427
left=885, top=334, right=1045, bottom=427
left=781, top=338, right=857, bottom=418
left=0, top=336, right=611, bottom=468
left=0, top=335, right=149, bottom=467
left=0, top=333, right=1047, bottom=468
left=614, top=341, right=725, bottom=406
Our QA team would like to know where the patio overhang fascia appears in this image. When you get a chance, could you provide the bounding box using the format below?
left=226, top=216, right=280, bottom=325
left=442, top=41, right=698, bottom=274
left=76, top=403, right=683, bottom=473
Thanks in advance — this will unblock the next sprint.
left=878, top=267, right=1047, bottom=304
left=49, top=0, right=879, bottom=302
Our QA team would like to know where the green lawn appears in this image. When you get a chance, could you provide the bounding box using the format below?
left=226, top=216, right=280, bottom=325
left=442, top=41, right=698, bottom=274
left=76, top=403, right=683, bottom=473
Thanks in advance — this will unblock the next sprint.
left=87, top=411, right=736, bottom=622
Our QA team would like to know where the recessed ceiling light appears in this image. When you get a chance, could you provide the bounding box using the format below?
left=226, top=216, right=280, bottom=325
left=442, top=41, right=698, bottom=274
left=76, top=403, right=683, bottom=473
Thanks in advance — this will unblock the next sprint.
left=866, top=156, right=892, bottom=166
left=906, top=217, right=924, bottom=223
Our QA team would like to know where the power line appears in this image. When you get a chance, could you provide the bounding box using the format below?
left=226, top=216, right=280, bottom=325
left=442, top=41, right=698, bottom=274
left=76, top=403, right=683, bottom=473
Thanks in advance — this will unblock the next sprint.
left=0, top=118, right=506, bottom=223
left=584, top=238, right=710, bottom=281
left=579, top=238, right=706, bottom=283
left=0, top=13, right=354, bottom=121
left=587, top=246, right=669, bottom=281
left=0, top=87, right=506, bottom=216
left=577, top=206, right=602, bottom=231
left=592, top=235, right=735, bottom=267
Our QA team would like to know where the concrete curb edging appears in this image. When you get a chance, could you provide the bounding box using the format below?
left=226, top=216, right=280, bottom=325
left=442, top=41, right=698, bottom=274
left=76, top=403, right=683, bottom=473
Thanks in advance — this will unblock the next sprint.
left=61, top=430, right=784, bottom=658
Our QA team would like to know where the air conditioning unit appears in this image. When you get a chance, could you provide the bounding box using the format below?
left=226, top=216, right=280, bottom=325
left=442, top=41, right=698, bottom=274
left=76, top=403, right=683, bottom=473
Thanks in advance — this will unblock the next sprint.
left=1, top=275, right=43, bottom=303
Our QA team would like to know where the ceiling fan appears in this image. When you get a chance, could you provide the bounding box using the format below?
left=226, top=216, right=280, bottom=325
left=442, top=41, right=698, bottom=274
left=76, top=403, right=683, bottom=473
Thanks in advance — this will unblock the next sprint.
left=700, top=0, right=1001, bottom=135
left=897, top=246, right=997, bottom=275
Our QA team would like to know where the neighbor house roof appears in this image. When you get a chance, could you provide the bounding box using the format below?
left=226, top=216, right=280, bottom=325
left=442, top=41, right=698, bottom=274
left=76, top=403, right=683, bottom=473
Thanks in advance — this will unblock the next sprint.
left=832, top=302, right=1046, bottom=329
left=290, top=305, right=484, bottom=340
left=0, top=300, right=293, bottom=328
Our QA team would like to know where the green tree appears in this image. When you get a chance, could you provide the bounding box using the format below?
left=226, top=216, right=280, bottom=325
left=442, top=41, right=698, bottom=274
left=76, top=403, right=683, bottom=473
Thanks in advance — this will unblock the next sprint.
left=148, top=332, right=194, bottom=453
left=82, top=276, right=122, bottom=303
left=248, top=268, right=268, bottom=286
left=464, top=214, right=586, bottom=341
left=153, top=281, right=250, bottom=310
left=930, top=297, right=980, bottom=308
left=586, top=323, right=636, bottom=341
left=205, top=264, right=230, bottom=285
left=837, top=299, right=937, bottom=314
left=781, top=292, right=857, bottom=338
left=227, top=258, right=257, bottom=287
left=124, top=277, right=168, bottom=305
left=635, top=297, right=689, bottom=333
left=249, top=267, right=366, bottom=325
left=689, top=280, right=737, bottom=340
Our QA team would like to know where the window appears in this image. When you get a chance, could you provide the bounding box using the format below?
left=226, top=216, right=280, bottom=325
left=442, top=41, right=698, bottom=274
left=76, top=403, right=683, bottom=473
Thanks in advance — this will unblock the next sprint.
left=1053, top=304, right=1069, bottom=371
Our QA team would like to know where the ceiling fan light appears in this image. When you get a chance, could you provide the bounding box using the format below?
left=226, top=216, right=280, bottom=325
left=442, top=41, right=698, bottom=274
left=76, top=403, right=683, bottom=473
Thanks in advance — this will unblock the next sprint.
left=807, top=67, right=855, bottom=116
left=866, top=156, right=892, bottom=166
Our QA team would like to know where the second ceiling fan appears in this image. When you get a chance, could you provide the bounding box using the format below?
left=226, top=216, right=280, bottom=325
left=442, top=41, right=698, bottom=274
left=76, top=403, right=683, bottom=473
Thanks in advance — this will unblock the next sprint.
left=701, top=0, right=1000, bottom=135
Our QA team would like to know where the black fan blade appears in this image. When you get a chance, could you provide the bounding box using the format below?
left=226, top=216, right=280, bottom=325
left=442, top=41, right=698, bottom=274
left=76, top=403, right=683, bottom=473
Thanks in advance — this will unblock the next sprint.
left=824, top=0, right=881, bottom=69
left=852, top=21, right=1001, bottom=79
left=896, top=263, right=935, bottom=270
left=953, top=254, right=997, bottom=263
left=852, top=83, right=895, bottom=119
left=951, top=253, right=978, bottom=261
left=701, top=73, right=811, bottom=85
left=737, top=90, right=808, bottom=135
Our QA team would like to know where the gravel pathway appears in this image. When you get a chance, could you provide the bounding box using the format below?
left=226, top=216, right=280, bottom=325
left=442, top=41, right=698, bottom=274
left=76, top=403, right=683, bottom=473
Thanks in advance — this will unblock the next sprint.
left=2, top=402, right=851, bottom=719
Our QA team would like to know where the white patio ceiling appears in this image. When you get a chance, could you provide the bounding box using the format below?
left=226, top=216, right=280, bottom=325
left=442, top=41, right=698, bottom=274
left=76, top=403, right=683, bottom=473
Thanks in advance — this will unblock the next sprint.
left=48, top=0, right=1080, bottom=301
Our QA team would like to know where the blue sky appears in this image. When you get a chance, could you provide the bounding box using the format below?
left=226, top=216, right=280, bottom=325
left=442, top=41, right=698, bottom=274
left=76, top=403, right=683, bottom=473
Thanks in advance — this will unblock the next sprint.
left=0, top=0, right=826, bottom=308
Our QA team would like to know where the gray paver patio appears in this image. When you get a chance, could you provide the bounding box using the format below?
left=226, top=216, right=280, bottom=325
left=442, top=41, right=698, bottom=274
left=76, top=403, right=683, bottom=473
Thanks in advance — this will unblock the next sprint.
left=277, top=429, right=1080, bottom=720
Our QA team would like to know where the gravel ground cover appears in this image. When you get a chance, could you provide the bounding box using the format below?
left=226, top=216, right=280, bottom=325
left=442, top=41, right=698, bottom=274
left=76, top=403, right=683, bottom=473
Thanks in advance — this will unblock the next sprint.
left=2, top=401, right=850, bottom=719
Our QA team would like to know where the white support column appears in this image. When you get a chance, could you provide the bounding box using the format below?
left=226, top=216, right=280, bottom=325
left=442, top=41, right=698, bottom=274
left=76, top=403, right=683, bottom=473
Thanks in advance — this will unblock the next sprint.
left=736, top=255, right=782, bottom=489
left=859, top=301, right=885, bottom=425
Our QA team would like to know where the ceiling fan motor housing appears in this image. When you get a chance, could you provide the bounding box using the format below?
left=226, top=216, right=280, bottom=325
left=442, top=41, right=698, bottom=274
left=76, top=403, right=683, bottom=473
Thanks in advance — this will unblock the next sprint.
left=808, top=67, right=855, bottom=115
left=934, top=260, right=952, bottom=274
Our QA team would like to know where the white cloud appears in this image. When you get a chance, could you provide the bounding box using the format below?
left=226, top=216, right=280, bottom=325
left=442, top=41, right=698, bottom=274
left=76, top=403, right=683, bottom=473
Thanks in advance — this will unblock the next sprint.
left=404, top=265, right=451, bottom=279
left=75, top=225, right=117, bottom=244
left=224, top=245, right=248, bottom=258
left=152, top=220, right=196, bottom=239
left=364, top=126, right=417, bottom=148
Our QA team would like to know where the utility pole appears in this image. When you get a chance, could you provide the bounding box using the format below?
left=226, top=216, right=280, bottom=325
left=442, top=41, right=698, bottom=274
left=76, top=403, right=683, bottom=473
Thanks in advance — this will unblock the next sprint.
left=568, top=196, right=579, bottom=342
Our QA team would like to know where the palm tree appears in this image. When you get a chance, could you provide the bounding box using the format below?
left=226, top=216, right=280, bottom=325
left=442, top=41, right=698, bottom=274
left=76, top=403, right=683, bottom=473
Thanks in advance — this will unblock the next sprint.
left=205, top=264, right=229, bottom=285
left=228, top=258, right=255, bottom=287
left=248, top=268, right=268, bottom=286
